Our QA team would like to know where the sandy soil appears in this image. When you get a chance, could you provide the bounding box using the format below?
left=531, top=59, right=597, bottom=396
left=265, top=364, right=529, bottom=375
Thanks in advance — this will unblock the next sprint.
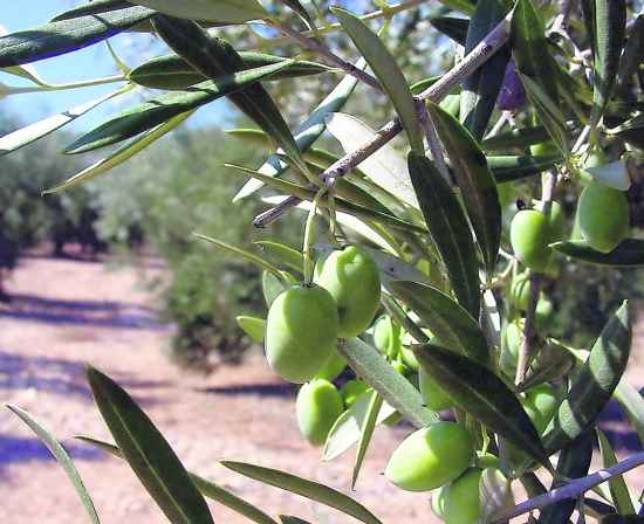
left=0, top=254, right=642, bottom=523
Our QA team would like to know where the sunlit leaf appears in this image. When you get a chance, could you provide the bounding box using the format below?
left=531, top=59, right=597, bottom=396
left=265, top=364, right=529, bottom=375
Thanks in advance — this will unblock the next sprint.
left=236, top=316, right=266, bottom=343
left=254, top=241, right=304, bottom=273
left=129, top=0, right=267, bottom=23
left=351, top=391, right=382, bottom=489
left=597, top=429, right=636, bottom=515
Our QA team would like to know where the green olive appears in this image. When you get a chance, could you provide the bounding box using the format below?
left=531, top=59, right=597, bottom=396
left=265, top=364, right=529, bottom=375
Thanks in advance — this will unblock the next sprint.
left=385, top=422, right=474, bottom=491
left=419, top=367, right=453, bottom=411
left=373, top=315, right=401, bottom=359
left=444, top=468, right=483, bottom=524
left=577, top=181, right=630, bottom=253
left=315, top=350, right=347, bottom=382
left=510, top=209, right=551, bottom=272
left=522, top=383, right=559, bottom=434
left=530, top=141, right=559, bottom=157
left=314, top=246, right=381, bottom=337
left=535, top=295, right=553, bottom=331
left=340, top=379, right=369, bottom=409
left=295, top=379, right=344, bottom=446
left=476, top=452, right=500, bottom=469
left=510, top=271, right=531, bottom=310
left=500, top=320, right=523, bottom=376
left=265, top=284, right=339, bottom=383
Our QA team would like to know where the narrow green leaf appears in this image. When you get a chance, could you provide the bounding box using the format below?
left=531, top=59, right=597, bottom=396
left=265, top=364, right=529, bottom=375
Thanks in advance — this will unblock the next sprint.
left=262, top=270, right=290, bottom=307
left=429, top=16, right=468, bottom=45
left=460, top=0, right=511, bottom=140
left=234, top=60, right=363, bottom=201
left=490, top=154, right=562, bottom=183
left=221, top=461, right=383, bottom=524
left=152, top=16, right=308, bottom=177
left=77, top=436, right=278, bottom=524
left=280, top=0, right=315, bottom=29
left=46, top=111, right=193, bottom=193
left=50, top=1, right=134, bottom=22
left=254, top=241, right=304, bottom=273
left=323, top=391, right=396, bottom=461
left=584, top=160, right=631, bottom=191
left=236, top=316, right=266, bottom=343
left=552, top=240, right=644, bottom=267
left=482, top=125, right=549, bottom=151
left=0, top=6, right=153, bottom=67
left=614, top=380, right=644, bottom=446
left=589, top=0, right=626, bottom=129
left=0, top=90, right=122, bottom=157
left=543, top=301, right=631, bottom=453
left=407, top=152, right=480, bottom=317
left=597, top=429, right=636, bottom=515
left=414, top=344, right=548, bottom=467
left=427, top=101, right=501, bottom=273
left=279, top=517, right=311, bottom=524
left=351, top=391, right=382, bottom=489
left=7, top=406, right=100, bottom=524
left=86, top=367, right=213, bottom=524
left=129, top=0, right=267, bottom=23
left=388, top=280, right=488, bottom=364
left=65, top=60, right=294, bottom=154
left=436, top=0, right=476, bottom=15
left=333, top=7, right=423, bottom=153
left=129, top=50, right=330, bottom=90
left=338, top=337, right=437, bottom=428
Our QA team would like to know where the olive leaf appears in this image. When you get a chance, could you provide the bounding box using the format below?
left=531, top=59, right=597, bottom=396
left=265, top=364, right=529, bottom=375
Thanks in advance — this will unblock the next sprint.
left=543, top=301, right=631, bottom=453
left=584, top=160, right=631, bottom=191
left=351, top=391, right=383, bottom=489
left=0, top=5, right=153, bottom=67
left=430, top=16, right=469, bottom=45
left=407, top=152, right=481, bottom=317
left=254, top=241, right=304, bottom=273
left=436, top=0, right=476, bottom=15
left=86, top=367, right=214, bottom=524
left=6, top=405, right=101, bottom=524
left=413, top=343, right=549, bottom=467
left=490, top=154, right=563, bottom=183
left=236, top=316, right=266, bottom=343
left=388, top=280, right=489, bottom=364
left=221, top=461, right=383, bottom=524
left=332, top=7, right=424, bottom=153
left=280, top=517, right=311, bottom=524
left=597, top=429, right=636, bottom=515
left=551, top=240, right=644, bottom=267
left=279, top=0, right=315, bottom=29
left=482, top=125, right=549, bottom=151
left=427, top=101, right=501, bottom=274
left=129, top=0, right=267, bottom=23
left=50, top=1, right=134, bottom=22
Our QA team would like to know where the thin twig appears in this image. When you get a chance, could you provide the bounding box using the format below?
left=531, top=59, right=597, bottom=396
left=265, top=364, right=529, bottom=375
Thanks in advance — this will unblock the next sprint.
left=491, top=452, right=644, bottom=522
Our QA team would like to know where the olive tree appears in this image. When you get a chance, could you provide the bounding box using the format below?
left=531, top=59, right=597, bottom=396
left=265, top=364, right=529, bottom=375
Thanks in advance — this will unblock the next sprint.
left=1, top=0, right=643, bottom=522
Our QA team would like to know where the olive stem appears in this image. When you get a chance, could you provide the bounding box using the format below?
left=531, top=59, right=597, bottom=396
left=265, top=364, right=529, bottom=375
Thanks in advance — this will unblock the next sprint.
left=491, top=451, right=644, bottom=522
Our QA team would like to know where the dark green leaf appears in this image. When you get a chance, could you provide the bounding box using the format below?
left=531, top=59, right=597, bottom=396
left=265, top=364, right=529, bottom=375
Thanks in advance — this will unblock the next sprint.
left=333, top=7, right=423, bottom=153
left=429, top=16, right=468, bottom=45
left=129, top=0, right=267, bottom=23
left=7, top=406, right=100, bottom=524
left=50, top=1, right=133, bottom=21
left=436, top=0, right=476, bottom=15
left=351, top=391, right=382, bottom=489
left=597, top=429, right=636, bottom=515
left=427, top=101, right=501, bottom=273
left=460, top=0, right=511, bottom=140
left=482, top=125, right=549, bottom=151
left=221, top=461, right=383, bottom=524
left=551, top=240, right=644, bottom=267
left=414, top=343, right=548, bottom=467
left=280, top=0, right=315, bottom=29
left=388, top=280, right=488, bottom=364
left=65, top=60, right=295, bottom=154
left=279, top=517, right=312, bottom=524
left=490, top=154, right=563, bottom=183
left=87, top=367, right=213, bottom=523
left=339, top=337, right=437, bottom=428
left=0, top=6, right=153, bottom=67
left=543, top=302, right=631, bottom=453
left=407, top=152, right=480, bottom=317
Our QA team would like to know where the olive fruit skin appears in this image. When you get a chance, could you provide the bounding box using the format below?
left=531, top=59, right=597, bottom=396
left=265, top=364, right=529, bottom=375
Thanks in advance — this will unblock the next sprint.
left=341, top=379, right=369, bottom=409
left=385, top=422, right=474, bottom=491
left=510, top=271, right=530, bottom=310
left=522, top=383, right=559, bottom=434
left=577, top=182, right=630, bottom=253
left=444, top=468, right=483, bottom=524
left=314, top=246, right=381, bottom=338
left=500, top=321, right=522, bottom=376
left=265, top=284, right=339, bottom=383
left=315, top=350, right=346, bottom=382
left=295, top=379, right=344, bottom=446
left=419, top=367, right=453, bottom=411
left=373, top=316, right=401, bottom=359
left=510, top=210, right=551, bottom=272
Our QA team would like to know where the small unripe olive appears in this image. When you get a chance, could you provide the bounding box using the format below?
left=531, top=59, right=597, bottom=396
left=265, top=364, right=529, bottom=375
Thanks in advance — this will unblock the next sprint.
left=295, top=379, right=344, bottom=446
left=510, top=271, right=530, bottom=310
left=444, top=468, right=483, bottom=524
left=315, top=350, right=346, bottom=382
left=476, top=452, right=500, bottom=469
left=265, top=284, right=339, bottom=383
left=340, top=379, right=369, bottom=409
left=419, top=367, right=453, bottom=411
left=535, top=296, right=553, bottom=331
left=500, top=320, right=523, bottom=376
left=314, top=246, right=381, bottom=337
left=385, top=422, right=474, bottom=491
left=522, top=383, right=559, bottom=434
left=373, top=316, right=401, bottom=359
left=510, top=209, right=551, bottom=272
left=577, top=182, right=630, bottom=253
left=400, top=345, right=420, bottom=371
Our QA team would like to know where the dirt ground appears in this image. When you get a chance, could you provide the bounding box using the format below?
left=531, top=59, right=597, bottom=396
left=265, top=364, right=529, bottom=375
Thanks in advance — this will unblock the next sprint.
left=0, top=254, right=642, bottom=523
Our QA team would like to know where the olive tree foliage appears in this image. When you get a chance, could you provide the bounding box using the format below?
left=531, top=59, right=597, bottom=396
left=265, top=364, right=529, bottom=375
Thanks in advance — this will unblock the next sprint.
left=1, top=0, right=644, bottom=522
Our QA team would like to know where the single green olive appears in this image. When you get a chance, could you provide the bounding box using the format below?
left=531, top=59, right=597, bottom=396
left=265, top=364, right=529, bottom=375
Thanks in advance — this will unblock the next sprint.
left=535, top=295, right=553, bottom=331
left=577, top=181, right=630, bottom=253
left=265, top=284, right=339, bottom=383
left=373, top=315, right=401, bottom=359
left=314, top=246, right=381, bottom=338
left=296, top=379, right=344, bottom=446
left=444, top=468, right=483, bottom=524
left=340, top=379, right=369, bottom=409
left=315, top=350, right=347, bottom=382
left=400, top=345, right=420, bottom=371
left=476, top=452, right=500, bottom=469
left=385, top=422, right=474, bottom=491
left=522, top=383, right=559, bottom=434
left=510, top=271, right=531, bottom=310
left=530, top=141, right=559, bottom=157
left=500, top=320, right=523, bottom=376
left=419, top=366, right=453, bottom=411
left=510, top=209, right=551, bottom=272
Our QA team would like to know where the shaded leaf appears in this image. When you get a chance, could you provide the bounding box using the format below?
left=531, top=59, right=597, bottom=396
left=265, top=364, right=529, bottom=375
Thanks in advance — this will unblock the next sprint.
left=50, top=1, right=134, bottom=22
left=482, top=125, right=549, bottom=151
left=221, top=461, right=382, bottom=524
left=129, top=0, right=267, bottom=23
left=86, top=367, right=213, bottom=523
left=414, top=343, right=548, bottom=467
left=584, top=160, right=631, bottom=191
left=407, top=152, right=480, bottom=317
left=597, top=429, right=635, bottom=515
left=429, top=16, right=468, bottom=45
left=280, top=0, right=315, bottom=29
left=7, top=406, right=100, bottom=524
left=279, top=517, right=311, bottom=524
left=490, top=154, right=562, bottom=183
left=480, top=467, right=514, bottom=522
left=551, top=240, right=644, bottom=267
left=437, top=0, right=476, bottom=15
left=333, top=7, right=423, bottom=153
left=351, top=391, right=382, bottom=489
